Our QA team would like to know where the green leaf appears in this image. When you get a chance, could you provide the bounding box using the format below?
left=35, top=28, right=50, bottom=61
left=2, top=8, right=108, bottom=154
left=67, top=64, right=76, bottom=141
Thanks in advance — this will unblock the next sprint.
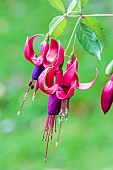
left=67, top=0, right=88, bottom=14
left=67, top=0, right=78, bottom=14
left=105, top=60, right=113, bottom=76
left=76, top=22, right=102, bottom=60
left=49, top=16, right=66, bottom=38
left=82, top=17, right=105, bottom=52
left=81, top=0, right=88, bottom=8
left=48, top=0, right=65, bottom=13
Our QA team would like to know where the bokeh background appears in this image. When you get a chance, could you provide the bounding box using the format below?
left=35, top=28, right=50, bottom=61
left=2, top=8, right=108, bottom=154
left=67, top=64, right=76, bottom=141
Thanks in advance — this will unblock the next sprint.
left=0, top=0, right=113, bottom=169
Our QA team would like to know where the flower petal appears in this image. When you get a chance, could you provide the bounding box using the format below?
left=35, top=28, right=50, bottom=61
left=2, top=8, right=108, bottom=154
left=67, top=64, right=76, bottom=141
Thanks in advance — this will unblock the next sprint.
left=54, top=41, right=64, bottom=69
left=24, top=34, right=43, bottom=63
left=38, top=68, right=58, bottom=94
left=31, top=41, right=49, bottom=66
left=32, top=65, right=45, bottom=80
left=45, top=41, right=64, bottom=86
left=76, top=69, right=98, bottom=90
left=48, top=94, right=61, bottom=115
left=46, top=38, right=58, bottom=63
left=66, top=55, right=78, bottom=73
left=56, top=76, right=77, bottom=99
left=101, top=80, right=113, bottom=114
left=62, top=56, right=78, bottom=87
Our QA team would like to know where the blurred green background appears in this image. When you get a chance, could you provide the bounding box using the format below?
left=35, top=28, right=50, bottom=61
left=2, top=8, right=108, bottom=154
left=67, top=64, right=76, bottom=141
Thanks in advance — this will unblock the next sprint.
left=0, top=0, right=113, bottom=169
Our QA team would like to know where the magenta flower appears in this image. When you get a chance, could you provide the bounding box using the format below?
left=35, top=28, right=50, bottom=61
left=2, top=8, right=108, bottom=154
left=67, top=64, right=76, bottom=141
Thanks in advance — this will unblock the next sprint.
left=101, top=74, right=113, bottom=114
left=38, top=54, right=98, bottom=151
left=17, top=35, right=60, bottom=115
left=38, top=55, right=98, bottom=118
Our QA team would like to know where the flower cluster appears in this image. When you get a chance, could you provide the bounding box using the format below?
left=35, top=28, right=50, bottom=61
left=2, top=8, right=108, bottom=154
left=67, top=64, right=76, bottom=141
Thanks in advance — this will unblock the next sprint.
left=18, top=34, right=98, bottom=162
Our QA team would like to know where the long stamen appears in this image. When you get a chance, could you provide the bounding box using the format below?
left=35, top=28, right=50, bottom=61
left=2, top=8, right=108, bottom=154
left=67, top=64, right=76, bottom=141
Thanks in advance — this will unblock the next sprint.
left=32, top=90, right=36, bottom=101
left=65, top=99, right=69, bottom=121
left=42, top=116, right=49, bottom=141
left=54, top=116, right=57, bottom=132
left=56, top=116, right=62, bottom=147
left=44, top=131, right=50, bottom=163
left=17, top=86, right=31, bottom=116
left=60, top=100, right=65, bottom=116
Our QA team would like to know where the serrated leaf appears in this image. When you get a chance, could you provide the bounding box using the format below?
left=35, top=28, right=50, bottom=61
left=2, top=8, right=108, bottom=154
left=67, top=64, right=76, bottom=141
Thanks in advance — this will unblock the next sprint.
left=48, top=0, right=65, bottom=13
left=76, top=23, right=102, bottom=60
left=49, top=16, right=66, bottom=38
left=82, top=17, right=105, bottom=52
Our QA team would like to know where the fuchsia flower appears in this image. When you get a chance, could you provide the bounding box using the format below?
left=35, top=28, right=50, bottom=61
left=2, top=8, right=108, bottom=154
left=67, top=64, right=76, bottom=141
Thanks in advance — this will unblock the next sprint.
left=19, top=34, right=98, bottom=162
left=101, top=74, right=113, bottom=114
left=38, top=55, right=98, bottom=119
left=38, top=53, right=98, bottom=158
left=17, top=34, right=59, bottom=115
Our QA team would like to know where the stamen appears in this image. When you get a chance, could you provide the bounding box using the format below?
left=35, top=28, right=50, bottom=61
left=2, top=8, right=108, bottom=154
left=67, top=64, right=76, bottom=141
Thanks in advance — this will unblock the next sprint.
left=50, top=129, right=53, bottom=140
left=17, top=86, right=31, bottom=116
left=60, top=100, right=65, bottom=116
left=44, top=131, right=50, bottom=163
left=54, top=116, right=57, bottom=132
left=32, top=91, right=36, bottom=101
left=65, top=99, right=69, bottom=121
left=32, top=83, right=39, bottom=101
left=56, top=116, right=62, bottom=147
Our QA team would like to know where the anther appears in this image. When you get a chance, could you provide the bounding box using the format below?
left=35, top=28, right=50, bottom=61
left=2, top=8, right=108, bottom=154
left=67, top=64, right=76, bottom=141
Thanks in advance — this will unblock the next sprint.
left=31, top=84, right=34, bottom=89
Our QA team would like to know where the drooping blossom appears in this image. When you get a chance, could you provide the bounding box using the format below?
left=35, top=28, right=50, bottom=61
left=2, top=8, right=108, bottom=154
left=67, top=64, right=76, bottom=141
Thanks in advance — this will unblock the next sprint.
left=38, top=54, right=98, bottom=147
left=17, top=34, right=59, bottom=115
left=101, top=74, right=113, bottom=114
left=24, top=34, right=59, bottom=91
left=38, top=55, right=98, bottom=118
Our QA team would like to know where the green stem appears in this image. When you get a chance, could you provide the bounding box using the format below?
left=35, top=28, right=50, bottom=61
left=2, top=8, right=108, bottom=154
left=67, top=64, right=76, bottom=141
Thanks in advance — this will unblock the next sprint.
left=68, top=13, right=113, bottom=18
left=65, top=17, right=81, bottom=55
left=73, top=33, right=76, bottom=52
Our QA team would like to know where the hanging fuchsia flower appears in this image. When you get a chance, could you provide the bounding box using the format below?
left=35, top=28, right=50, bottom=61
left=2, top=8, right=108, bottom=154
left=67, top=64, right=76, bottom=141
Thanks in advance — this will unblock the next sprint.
left=38, top=55, right=98, bottom=118
left=38, top=54, right=98, bottom=149
left=101, top=74, right=113, bottom=114
left=17, top=34, right=59, bottom=115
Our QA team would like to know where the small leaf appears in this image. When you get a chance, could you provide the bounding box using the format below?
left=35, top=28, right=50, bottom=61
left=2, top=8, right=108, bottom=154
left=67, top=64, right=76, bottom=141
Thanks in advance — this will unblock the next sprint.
left=48, top=0, right=65, bottom=13
left=67, top=0, right=78, bottom=14
left=67, top=0, right=88, bottom=14
left=81, top=0, right=88, bottom=8
left=105, top=60, right=113, bottom=76
left=76, top=23, right=102, bottom=60
left=49, top=16, right=66, bottom=38
left=82, top=17, right=105, bottom=51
